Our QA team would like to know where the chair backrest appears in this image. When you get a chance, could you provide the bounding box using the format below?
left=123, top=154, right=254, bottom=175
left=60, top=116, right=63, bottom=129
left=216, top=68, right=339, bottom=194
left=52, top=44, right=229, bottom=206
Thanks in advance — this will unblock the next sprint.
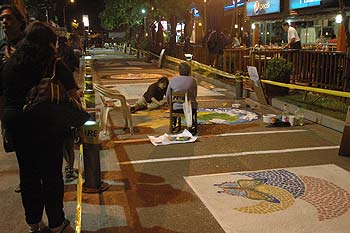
left=169, top=89, right=187, bottom=108
left=94, top=83, right=127, bottom=106
left=169, top=88, right=189, bottom=117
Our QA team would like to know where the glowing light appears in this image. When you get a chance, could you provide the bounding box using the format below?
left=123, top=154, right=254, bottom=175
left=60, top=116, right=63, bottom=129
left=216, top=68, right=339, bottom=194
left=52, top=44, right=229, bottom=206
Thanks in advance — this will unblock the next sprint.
left=82, top=15, right=89, bottom=27
left=336, top=14, right=343, bottom=24
left=184, top=54, right=193, bottom=61
left=251, top=24, right=256, bottom=30
left=84, top=121, right=96, bottom=126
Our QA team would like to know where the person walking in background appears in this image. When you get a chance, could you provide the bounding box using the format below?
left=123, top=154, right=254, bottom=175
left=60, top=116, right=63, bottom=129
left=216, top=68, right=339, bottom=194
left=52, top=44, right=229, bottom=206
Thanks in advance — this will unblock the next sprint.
left=130, top=77, right=169, bottom=113
left=242, top=31, right=251, bottom=47
left=166, top=62, right=198, bottom=134
left=183, top=36, right=193, bottom=55
left=57, top=36, right=79, bottom=73
left=207, top=29, right=220, bottom=67
left=282, top=22, right=301, bottom=49
left=0, top=21, right=79, bottom=233
left=232, top=33, right=241, bottom=47
left=69, top=33, right=82, bottom=62
left=0, top=4, right=27, bottom=194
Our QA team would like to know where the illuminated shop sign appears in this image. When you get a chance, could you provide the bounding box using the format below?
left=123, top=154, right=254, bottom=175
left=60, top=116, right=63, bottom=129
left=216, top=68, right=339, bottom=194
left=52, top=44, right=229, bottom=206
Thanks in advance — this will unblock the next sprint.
left=246, top=0, right=280, bottom=16
left=224, top=0, right=245, bottom=11
left=191, top=7, right=200, bottom=17
left=290, top=0, right=320, bottom=9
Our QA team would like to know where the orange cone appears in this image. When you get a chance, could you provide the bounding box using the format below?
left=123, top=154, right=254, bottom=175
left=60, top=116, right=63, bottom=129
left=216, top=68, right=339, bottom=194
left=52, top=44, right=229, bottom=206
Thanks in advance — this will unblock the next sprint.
left=339, top=107, right=350, bottom=157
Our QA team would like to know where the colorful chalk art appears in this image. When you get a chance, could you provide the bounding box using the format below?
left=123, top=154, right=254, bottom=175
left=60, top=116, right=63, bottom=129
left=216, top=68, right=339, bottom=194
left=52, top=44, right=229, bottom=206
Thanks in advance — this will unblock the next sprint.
left=185, top=165, right=350, bottom=233
left=197, top=108, right=259, bottom=125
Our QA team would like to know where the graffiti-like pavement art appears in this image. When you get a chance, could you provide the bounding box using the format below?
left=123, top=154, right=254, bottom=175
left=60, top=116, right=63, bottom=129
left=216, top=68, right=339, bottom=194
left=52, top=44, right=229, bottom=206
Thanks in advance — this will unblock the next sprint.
left=185, top=164, right=350, bottom=233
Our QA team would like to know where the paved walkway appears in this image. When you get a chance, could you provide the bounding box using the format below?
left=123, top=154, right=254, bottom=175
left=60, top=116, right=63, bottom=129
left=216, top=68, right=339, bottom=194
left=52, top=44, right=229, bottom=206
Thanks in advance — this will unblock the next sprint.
left=1, top=49, right=349, bottom=233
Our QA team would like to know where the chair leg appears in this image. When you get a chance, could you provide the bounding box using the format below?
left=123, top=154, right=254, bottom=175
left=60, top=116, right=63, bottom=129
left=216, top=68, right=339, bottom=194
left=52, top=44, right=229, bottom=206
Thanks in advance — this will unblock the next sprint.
left=103, top=107, right=111, bottom=135
left=189, top=111, right=198, bottom=135
left=127, top=110, right=134, bottom=135
left=170, top=116, right=173, bottom=133
left=178, top=117, right=181, bottom=132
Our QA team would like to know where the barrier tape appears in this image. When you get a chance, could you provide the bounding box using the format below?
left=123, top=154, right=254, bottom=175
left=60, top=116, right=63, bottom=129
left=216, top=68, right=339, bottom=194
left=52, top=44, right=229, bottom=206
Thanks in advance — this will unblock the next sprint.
left=117, top=46, right=350, bottom=98
left=164, top=55, right=238, bottom=80
left=260, top=80, right=350, bottom=98
left=191, top=60, right=237, bottom=79
left=75, top=145, right=83, bottom=233
left=164, top=55, right=184, bottom=64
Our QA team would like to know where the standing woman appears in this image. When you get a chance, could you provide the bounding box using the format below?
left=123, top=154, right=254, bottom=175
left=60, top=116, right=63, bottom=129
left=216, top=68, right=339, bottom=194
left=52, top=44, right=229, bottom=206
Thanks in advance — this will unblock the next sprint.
left=0, top=21, right=78, bottom=232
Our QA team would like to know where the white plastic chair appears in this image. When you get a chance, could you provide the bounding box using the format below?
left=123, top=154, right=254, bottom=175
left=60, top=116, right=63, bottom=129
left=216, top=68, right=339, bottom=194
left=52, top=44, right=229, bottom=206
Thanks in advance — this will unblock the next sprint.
left=94, top=84, right=133, bottom=135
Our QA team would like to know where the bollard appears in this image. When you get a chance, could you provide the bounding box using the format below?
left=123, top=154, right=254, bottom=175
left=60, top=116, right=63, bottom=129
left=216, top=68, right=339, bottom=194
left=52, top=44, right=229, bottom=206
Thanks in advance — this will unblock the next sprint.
left=84, top=74, right=93, bottom=90
left=339, top=107, right=350, bottom=157
left=85, top=66, right=92, bottom=75
left=235, top=78, right=243, bottom=99
left=123, top=43, right=127, bottom=53
left=82, top=120, right=109, bottom=193
left=84, top=89, right=95, bottom=108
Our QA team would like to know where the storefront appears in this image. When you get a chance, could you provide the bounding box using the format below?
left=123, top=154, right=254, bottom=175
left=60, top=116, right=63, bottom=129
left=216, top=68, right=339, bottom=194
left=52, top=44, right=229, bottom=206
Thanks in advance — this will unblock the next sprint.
left=247, top=0, right=349, bottom=50
left=223, top=0, right=249, bottom=42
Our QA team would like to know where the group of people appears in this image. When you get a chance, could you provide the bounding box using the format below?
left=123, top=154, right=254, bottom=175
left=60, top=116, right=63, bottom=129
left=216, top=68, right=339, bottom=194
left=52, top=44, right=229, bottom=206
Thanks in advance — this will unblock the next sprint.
left=0, top=4, right=80, bottom=233
left=130, top=62, right=198, bottom=134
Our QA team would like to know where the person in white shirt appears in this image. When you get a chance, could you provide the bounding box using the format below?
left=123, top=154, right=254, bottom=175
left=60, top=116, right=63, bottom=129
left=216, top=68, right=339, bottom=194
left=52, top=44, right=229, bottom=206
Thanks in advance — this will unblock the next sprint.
left=282, top=22, right=301, bottom=49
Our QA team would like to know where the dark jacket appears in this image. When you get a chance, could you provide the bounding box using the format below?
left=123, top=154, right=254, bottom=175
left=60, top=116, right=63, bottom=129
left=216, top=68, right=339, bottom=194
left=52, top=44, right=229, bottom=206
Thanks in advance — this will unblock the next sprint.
left=58, top=44, right=79, bottom=72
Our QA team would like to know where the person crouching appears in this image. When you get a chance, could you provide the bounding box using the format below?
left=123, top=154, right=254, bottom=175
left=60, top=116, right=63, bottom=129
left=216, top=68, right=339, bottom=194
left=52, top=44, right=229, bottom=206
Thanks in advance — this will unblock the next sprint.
left=130, top=77, right=169, bottom=113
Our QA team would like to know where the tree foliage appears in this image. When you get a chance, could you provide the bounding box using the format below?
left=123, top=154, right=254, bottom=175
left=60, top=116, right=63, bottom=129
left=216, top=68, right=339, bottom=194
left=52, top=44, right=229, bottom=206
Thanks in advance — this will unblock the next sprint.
left=99, top=0, right=198, bottom=31
left=99, top=0, right=145, bottom=31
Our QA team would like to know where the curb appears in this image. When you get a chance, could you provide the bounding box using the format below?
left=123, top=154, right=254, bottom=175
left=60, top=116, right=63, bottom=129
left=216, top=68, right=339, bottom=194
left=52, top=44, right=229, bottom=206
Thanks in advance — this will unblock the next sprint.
left=271, top=98, right=345, bottom=133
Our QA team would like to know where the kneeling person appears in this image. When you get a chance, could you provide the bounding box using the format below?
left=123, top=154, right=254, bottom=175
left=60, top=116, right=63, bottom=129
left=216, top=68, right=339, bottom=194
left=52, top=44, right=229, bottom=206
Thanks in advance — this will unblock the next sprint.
left=130, top=77, right=169, bottom=113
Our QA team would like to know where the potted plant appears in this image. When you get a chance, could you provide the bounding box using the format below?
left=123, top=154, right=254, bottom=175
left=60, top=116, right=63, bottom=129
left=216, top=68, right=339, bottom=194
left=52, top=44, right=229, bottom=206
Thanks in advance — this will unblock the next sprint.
left=264, top=57, right=292, bottom=97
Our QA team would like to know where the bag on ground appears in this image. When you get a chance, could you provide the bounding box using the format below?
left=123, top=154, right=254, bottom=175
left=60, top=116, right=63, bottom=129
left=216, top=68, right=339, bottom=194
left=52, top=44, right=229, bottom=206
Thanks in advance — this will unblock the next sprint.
left=183, top=93, right=192, bottom=128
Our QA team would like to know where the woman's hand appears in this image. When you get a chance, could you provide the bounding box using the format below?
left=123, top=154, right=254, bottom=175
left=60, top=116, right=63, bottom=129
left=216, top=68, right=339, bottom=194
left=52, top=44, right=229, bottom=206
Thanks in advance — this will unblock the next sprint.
left=68, top=89, right=83, bottom=109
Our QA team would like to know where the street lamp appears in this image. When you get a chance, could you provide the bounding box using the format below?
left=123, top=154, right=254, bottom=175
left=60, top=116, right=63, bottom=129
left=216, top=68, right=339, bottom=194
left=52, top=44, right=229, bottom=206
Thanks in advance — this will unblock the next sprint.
left=63, top=0, right=75, bottom=29
left=141, top=8, right=147, bottom=35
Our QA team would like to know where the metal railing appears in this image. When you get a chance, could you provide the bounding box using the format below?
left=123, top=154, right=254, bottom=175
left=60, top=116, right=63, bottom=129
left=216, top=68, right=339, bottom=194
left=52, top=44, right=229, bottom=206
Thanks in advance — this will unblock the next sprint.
left=114, top=44, right=350, bottom=99
left=224, top=49, right=350, bottom=92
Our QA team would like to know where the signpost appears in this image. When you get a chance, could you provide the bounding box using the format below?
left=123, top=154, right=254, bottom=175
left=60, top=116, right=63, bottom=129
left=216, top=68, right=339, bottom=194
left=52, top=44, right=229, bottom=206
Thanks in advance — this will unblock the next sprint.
left=247, top=66, right=268, bottom=105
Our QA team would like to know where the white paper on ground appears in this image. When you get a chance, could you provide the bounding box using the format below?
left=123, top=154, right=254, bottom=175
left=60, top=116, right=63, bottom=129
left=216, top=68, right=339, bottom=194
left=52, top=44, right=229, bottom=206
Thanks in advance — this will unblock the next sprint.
left=148, top=129, right=197, bottom=146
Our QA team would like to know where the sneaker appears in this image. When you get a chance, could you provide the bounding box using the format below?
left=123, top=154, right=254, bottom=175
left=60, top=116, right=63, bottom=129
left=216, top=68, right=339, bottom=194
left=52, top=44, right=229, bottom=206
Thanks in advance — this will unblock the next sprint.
left=50, top=219, right=74, bottom=233
left=29, top=221, right=48, bottom=233
left=65, top=170, right=78, bottom=183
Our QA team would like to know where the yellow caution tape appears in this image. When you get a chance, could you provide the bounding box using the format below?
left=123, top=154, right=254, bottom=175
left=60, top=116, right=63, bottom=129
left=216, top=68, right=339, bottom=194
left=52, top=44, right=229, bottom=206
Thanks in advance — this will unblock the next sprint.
left=164, top=55, right=239, bottom=80
left=75, top=145, right=83, bottom=233
left=191, top=60, right=236, bottom=79
left=261, top=80, right=350, bottom=98
left=128, top=49, right=350, bottom=98
left=164, top=55, right=184, bottom=64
